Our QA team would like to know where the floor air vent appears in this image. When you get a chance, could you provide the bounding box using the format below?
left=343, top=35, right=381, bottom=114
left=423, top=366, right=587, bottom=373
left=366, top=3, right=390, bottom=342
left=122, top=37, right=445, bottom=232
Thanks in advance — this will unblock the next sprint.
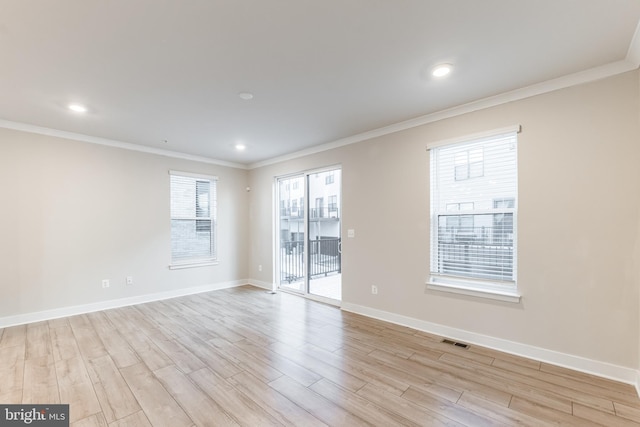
left=442, top=339, right=470, bottom=349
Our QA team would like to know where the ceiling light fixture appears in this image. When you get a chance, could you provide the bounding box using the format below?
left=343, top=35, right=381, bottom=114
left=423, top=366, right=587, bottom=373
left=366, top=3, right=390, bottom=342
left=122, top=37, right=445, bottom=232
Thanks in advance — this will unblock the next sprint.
left=68, top=103, right=87, bottom=113
left=432, top=64, right=452, bottom=78
left=238, top=92, right=254, bottom=100
left=235, top=143, right=246, bottom=151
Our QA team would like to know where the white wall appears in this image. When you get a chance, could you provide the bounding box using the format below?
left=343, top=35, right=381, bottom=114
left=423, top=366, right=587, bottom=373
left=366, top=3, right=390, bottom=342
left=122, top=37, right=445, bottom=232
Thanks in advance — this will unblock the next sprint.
left=248, top=70, right=640, bottom=377
left=0, top=128, right=250, bottom=323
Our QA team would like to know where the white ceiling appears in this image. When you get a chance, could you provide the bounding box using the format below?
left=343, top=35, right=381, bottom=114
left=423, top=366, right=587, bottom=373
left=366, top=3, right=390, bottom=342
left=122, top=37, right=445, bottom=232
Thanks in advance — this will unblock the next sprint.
left=1, top=1, right=639, bottom=167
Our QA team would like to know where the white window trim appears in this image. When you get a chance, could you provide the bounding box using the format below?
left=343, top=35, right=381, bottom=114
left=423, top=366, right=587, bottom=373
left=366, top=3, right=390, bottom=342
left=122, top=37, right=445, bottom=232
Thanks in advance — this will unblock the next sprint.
left=426, top=125, right=521, bottom=150
left=426, top=278, right=521, bottom=303
left=168, top=170, right=218, bottom=269
left=169, top=260, right=219, bottom=270
left=427, top=125, right=521, bottom=302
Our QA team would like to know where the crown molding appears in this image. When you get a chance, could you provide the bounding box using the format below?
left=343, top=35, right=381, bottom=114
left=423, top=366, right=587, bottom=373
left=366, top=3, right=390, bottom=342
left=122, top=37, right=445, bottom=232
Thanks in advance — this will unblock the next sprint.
left=2, top=44, right=639, bottom=172
left=0, top=119, right=248, bottom=170
left=249, top=58, right=637, bottom=170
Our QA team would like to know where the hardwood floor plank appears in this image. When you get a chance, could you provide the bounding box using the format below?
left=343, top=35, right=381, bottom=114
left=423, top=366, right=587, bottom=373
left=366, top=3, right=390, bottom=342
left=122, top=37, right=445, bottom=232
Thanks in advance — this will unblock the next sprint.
left=152, top=338, right=206, bottom=374
left=372, top=349, right=512, bottom=407
left=228, top=371, right=327, bottom=427
left=119, top=329, right=172, bottom=371
left=573, top=402, right=640, bottom=427
left=301, top=343, right=410, bottom=396
left=494, top=357, right=638, bottom=407
left=234, top=339, right=322, bottom=387
left=189, top=367, right=281, bottom=426
left=72, top=412, right=108, bottom=427
left=509, top=395, right=601, bottom=426
left=268, top=341, right=367, bottom=393
left=0, top=390, right=23, bottom=404
left=417, top=351, right=574, bottom=414
left=26, top=322, right=51, bottom=359
left=154, top=365, right=239, bottom=427
left=541, top=362, right=638, bottom=395
left=0, top=344, right=25, bottom=397
left=55, top=356, right=102, bottom=422
left=208, top=337, right=283, bottom=383
left=120, top=362, right=192, bottom=427
left=269, top=375, right=370, bottom=426
left=310, top=378, right=422, bottom=427
left=86, top=355, right=141, bottom=423
left=0, top=324, right=26, bottom=348
left=107, top=411, right=152, bottom=427
left=175, top=334, right=243, bottom=379
left=23, top=355, right=59, bottom=404
left=614, top=401, right=640, bottom=423
left=355, top=383, right=465, bottom=426
left=439, top=352, right=615, bottom=414
left=457, top=392, right=554, bottom=427
left=1, top=286, right=638, bottom=427
left=48, top=317, right=70, bottom=329
left=68, top=315, right=109, bottom=361
left=50, top=325, right=81, bottom=361
left=401, top=385, right=502, bottom=426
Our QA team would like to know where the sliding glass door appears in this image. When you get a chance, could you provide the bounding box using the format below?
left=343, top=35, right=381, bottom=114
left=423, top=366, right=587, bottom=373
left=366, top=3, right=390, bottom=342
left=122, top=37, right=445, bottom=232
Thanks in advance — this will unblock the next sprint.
left=276, top=167, right=341, bottom=302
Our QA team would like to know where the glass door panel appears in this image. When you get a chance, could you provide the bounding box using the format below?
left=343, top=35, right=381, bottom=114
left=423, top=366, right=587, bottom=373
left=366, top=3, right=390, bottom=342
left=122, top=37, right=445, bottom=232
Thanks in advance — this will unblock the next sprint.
left=277, top=176, right=305, bottom=293
left=308, top=169, right=341, bottom=300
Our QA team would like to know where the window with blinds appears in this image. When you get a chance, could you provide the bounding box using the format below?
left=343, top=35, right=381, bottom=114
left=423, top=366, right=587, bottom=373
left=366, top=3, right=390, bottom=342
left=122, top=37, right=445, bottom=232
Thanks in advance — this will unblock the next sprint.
left=169, top=171, right=217, bottom=266
left=429, top=129, right=518, bottom=291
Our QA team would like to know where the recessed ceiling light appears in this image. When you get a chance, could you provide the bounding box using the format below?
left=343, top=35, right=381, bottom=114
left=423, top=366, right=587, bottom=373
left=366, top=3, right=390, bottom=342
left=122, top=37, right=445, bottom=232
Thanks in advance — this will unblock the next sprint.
left=432, top=64, right=452, bottom=78
left=68, top=103, right=87, bottom=113
left=238, top=92, right=254, bottom=100
left=235, top=143, right=246, bottom=151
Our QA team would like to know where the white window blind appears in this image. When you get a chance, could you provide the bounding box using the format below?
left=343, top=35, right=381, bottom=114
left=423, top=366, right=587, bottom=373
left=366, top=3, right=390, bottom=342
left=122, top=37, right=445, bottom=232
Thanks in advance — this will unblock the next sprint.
left=430, top=130, right=518, bottom=290
left=170, top=171, right=217, bottom=265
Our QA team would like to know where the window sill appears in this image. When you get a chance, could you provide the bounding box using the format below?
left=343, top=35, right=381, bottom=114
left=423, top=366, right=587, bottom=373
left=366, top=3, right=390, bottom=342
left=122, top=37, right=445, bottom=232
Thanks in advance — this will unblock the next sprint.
left=426, top=281, right=521, bottom=303
left=169, top=261, right=219, bottom=270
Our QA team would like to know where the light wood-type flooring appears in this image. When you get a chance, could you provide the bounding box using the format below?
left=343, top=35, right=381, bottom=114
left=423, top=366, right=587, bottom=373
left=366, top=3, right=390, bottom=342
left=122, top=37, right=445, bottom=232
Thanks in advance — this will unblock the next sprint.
left=1, top=285, right=639, bottom=426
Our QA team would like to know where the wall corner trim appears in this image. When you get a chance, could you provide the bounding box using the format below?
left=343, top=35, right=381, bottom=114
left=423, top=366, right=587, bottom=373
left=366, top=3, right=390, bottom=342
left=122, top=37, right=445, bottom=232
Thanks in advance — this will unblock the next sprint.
left=341, top=302, right=638, bottom=387
left=0, top=280, right=251, bottom=329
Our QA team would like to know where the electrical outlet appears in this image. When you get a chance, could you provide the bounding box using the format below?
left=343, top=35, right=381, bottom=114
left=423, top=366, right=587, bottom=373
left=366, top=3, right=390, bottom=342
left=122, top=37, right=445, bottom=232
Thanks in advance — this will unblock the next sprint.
left=371, top=285, right=378, bottom=295
left=126, top=276, right=133, bottom=285
left=102, top=279, right=110, bottom=288
left=258, top=265, right=262, bottom=272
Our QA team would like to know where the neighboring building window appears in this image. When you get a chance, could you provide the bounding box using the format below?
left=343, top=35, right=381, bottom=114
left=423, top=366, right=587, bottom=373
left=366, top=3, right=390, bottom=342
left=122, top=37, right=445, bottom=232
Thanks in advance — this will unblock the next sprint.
left=454, top=147, right=484, bottom=180
left=429, top=129, right=518, bottom=293
left=328, top=195, right=338, bottom=212
left=170, top=171, right=217, bottom=266
left=325, top=173, right=334, bottom=185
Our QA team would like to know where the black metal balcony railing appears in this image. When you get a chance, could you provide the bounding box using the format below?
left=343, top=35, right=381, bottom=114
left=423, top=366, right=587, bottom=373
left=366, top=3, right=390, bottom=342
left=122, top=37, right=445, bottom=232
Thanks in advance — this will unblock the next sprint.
left=436, top=223, right=514, bottom=281
left=280, top=238, right=341, bottom=283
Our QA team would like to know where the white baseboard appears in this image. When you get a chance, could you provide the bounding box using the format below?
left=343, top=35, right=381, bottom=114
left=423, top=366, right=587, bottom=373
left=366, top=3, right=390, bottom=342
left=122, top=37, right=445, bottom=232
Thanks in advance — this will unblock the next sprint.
left=247, top=279, right=275, bottom=291
left=341, top=302, right=639, bottom=389
left=0, top=279, right=249, bottom=329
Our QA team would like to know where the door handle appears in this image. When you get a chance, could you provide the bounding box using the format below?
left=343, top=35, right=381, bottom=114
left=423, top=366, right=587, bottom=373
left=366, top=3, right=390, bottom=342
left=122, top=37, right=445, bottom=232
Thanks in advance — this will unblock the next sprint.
left=338, top=241, right=342, bottom=254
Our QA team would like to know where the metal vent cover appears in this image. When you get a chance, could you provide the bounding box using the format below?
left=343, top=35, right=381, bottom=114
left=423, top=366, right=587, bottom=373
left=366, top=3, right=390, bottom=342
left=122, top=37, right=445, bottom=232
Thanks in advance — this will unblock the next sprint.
left=442, top=338, right=470, bottom=349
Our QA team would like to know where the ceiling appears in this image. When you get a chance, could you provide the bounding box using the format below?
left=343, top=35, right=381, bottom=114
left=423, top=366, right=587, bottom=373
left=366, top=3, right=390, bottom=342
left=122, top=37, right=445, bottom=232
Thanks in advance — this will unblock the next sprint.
left=1, top=1, right=639, bottom=168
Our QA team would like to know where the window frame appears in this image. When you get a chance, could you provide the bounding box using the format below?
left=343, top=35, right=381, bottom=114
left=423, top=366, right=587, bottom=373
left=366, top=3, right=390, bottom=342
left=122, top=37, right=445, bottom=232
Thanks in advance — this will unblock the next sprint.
left=169, top=170, right=218, bottom=269
left=426, top=126, right=521, bottom=303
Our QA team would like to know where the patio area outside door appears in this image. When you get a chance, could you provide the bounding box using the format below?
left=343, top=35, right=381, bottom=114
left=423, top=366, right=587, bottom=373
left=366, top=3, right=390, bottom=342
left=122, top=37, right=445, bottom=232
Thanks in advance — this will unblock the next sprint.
left=276, top=168, right=341, bottom=302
